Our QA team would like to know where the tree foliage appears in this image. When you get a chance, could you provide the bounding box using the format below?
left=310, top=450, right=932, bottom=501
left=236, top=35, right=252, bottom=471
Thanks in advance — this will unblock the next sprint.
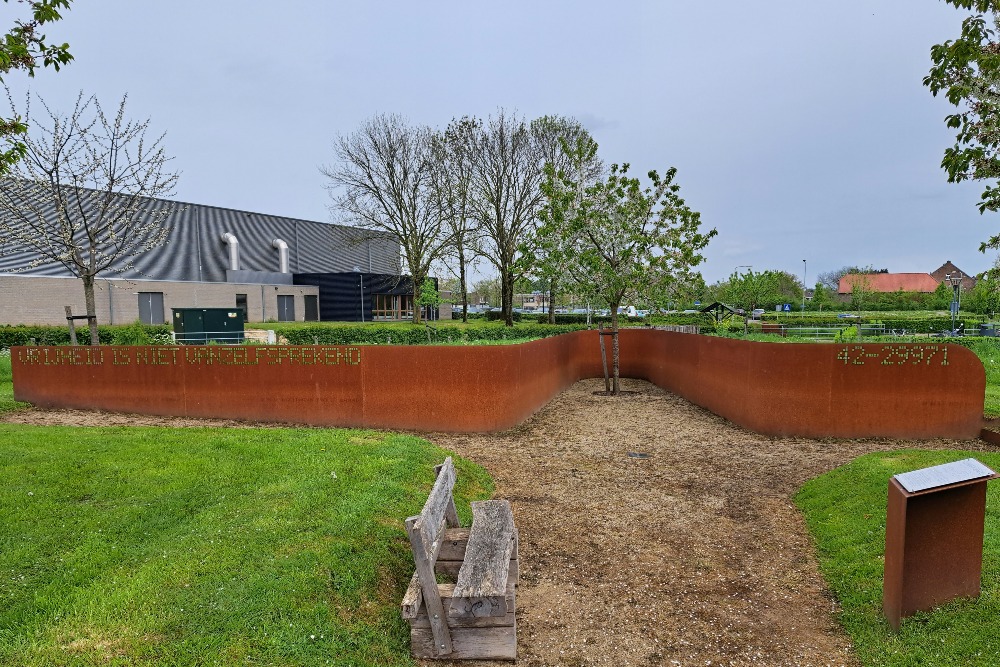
left=539, top=161, right=715, bottom=393
left=0, top=0, right=72, bottom=174
left=925, top=0, right=1000, bottom=249
left=0, top=91, right=179, bottom=344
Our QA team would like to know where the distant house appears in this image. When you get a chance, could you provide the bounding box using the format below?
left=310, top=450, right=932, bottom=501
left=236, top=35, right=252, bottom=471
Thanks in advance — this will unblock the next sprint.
left=837, top=273, right=940, bottom=295
left=929, top=260, right=977, bottom=292
left=837, top=261, right=978, bottom=297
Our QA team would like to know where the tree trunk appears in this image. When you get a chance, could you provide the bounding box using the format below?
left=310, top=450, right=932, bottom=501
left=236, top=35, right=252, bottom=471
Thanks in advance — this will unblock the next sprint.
left=459, top=259, right=469, bottom=324
left=411, top=278, right=421, bottom=325
left=501, top=271, right=514, bottom=327
left=547, top=277, right=556, bottom=325
left=82, top=274, right=100, bottom=345
left=610, top=305, right=620, bottom=395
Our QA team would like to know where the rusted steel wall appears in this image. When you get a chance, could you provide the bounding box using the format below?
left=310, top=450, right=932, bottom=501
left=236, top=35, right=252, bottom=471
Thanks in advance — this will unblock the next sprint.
left=11, top=330, right=985, bottom=438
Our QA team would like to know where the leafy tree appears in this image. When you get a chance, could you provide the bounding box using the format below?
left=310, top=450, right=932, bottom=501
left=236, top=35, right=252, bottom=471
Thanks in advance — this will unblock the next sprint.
left=810, top=283, right=836, bottom=311
left=528, top=130, right=602, bottom=323
left=0, top=0, right=72, bottom=175
left=541, top=161, right=715, bottom=394
left=323, top=114, right=450, bottom=324
left=723, top=269, right=782, bottom=332
left=924, top=1, right=1000, bottom=249
left=417, top=278, right=441, bottom=317
left=0, top=91, right=179, bottom=345
left=527, top=115, right=602, bottom=323
left=846, top=272, right=874, bottom=316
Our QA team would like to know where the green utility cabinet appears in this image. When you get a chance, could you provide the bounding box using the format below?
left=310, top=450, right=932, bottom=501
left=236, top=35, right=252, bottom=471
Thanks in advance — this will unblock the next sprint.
left=172, top=308, right=245, bottom=344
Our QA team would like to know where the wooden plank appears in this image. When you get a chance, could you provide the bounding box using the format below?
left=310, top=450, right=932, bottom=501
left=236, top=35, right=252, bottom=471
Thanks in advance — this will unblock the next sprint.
left=451, top=500, right=515, bottom=618
left=414, top=458, right=456, bottom=560
left=434, top=461, right=460, bottom=529
left=401, top=560, right=519, bottom=620
left=409, top=582, right=516, bottom=628
left=410, top=623, right=517, bottom=661
left=438, top=527, right=470, bottom=561
left=405, top=516, right=452, bottom=655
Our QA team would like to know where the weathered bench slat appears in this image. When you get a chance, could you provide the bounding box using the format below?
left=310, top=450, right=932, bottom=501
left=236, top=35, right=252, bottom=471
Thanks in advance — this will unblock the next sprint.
left=406, top=514, right=452, bottom=655
left=414, top=458, right=457, bottom=561
left=450, top=500, right=515, bottom=618
left=402, top=559, right=519, bottom=620
left=410, top=624, right=517, bottom=661
left=408, top=582, right=516, bottom=628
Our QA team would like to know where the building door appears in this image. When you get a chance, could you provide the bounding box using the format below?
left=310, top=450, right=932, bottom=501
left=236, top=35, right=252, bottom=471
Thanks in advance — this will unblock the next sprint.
left=277, top=295, right=295, bottom=322
left=235, top=294, right=248, bottom=322
left=304, top=294, right=319, bottom=321
left=138, top=292, right=165, bottom=325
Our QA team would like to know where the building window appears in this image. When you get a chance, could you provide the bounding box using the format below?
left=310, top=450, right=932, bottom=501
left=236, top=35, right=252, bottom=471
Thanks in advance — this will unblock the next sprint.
left=277, top=295, right=295, bottom=322
left=304, top=294, right=319, bottom=321
left=137, top=292, right=164, bottom=325
left=235, top=294, right=248, bottom=322
left=372, top=293, right=413, bottom=320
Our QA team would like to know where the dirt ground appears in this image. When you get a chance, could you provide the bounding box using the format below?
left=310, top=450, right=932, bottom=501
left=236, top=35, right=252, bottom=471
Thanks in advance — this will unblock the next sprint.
left=5, top=378, right=997, bottom=667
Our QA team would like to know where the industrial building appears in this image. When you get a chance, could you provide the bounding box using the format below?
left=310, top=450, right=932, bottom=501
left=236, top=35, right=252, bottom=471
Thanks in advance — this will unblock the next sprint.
left=0, top=191, right=422, bottom=326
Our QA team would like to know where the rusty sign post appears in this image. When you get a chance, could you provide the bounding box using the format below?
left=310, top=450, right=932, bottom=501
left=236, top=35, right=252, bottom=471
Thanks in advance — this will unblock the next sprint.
left=883, top=458, right=998, bottom=630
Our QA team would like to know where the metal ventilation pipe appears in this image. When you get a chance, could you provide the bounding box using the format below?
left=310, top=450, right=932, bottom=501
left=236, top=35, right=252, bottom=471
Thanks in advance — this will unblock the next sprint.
left=272, top=238, right=289, bottom=273
left=220, top=232, right=240, bottom=271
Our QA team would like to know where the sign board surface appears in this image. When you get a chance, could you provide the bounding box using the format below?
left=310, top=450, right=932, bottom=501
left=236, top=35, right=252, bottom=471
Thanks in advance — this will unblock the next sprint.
left=894, top=458, right=995, bottom=494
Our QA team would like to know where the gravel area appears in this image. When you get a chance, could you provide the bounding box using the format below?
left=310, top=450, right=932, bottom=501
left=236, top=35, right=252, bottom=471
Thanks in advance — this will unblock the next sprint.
left=5, top=378, right=997, bottom=666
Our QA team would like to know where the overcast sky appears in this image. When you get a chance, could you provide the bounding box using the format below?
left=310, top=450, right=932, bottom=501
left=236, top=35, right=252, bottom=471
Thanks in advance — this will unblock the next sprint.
left=1, top=0, right=989, bottom=285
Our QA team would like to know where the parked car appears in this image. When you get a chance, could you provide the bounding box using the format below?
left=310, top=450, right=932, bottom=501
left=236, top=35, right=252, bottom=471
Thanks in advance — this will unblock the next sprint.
left=751, top=308, right=765, bottom=319
left=837, top=313, right=859, bottom=319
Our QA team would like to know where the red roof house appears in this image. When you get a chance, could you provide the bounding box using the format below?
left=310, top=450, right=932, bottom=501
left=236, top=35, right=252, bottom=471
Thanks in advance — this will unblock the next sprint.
left=837, top=273, right=940, bottom=295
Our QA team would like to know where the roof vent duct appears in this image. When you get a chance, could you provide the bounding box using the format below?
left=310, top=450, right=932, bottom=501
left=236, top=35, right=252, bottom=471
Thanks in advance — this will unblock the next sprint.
left=220, top=232, right=240, bottom=271
left=272, top=238, right=289, bottom=273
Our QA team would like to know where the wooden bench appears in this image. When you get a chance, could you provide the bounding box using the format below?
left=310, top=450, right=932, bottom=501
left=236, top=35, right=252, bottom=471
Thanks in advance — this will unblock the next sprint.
left=401, top=457, right=519, bottom=660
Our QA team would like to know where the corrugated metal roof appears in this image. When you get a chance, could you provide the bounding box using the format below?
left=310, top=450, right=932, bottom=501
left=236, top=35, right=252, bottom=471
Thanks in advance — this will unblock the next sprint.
left=0, top=187, right=400, bottom=281
left=837, top=273, right=940, bottom=294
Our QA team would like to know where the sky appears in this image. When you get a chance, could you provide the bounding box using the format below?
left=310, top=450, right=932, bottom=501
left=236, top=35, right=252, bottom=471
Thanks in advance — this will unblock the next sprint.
left=1, top=0, right=991, bottom=286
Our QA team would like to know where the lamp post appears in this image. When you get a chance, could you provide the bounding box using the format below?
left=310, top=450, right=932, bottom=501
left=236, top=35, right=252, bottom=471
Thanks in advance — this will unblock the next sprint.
left=946, top=272, right=963, bottom=333
left=802, top=259, right=807, bottom=313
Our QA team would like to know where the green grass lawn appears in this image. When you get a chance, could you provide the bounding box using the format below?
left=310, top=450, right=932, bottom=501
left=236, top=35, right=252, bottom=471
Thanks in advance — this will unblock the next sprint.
left=0, top=352, right=28, bottom=414
left=796, top=449, right=1000, bottom=666
left=0, top=424, right=492, bottom=666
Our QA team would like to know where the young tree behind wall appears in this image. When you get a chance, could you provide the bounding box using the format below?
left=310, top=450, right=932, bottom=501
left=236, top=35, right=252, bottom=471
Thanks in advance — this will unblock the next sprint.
left=323, top=114, right=450, bottom=324
left=547, top=162, right=715, bottom=394
left=430, top=116, right=481, bottom=323
left=0, top=0, right=72, bottom=175
left=527, top=116, right=603, bottom=323
left=0, top=91, right=178, bottom=345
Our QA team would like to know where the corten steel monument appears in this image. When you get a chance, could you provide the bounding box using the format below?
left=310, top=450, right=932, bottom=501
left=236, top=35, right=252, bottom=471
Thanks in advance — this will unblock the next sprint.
left=10, top=330, right=988, bottom=438
left=883, top=459, right=999, bottom=630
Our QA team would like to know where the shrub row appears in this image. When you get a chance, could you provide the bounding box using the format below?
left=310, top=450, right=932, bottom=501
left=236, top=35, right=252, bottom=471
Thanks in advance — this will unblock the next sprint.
left=270, top=323, right=589, bottom=345
left=0, top=323, right=172, bottom=348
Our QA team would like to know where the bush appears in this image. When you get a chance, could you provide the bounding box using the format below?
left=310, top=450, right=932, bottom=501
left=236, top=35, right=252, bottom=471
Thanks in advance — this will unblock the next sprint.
left=0, top=323, right=172, bottom=348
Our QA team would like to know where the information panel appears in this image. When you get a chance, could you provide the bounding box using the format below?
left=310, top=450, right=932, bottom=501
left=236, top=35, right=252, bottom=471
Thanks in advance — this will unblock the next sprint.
left=894, top=458, right=996, bottom=494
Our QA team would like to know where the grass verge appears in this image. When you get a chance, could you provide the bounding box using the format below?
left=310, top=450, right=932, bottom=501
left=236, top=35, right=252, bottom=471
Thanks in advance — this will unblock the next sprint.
left=0, top=424, right=492, bottom=666
left=796, top=449, right=1000, bottom=666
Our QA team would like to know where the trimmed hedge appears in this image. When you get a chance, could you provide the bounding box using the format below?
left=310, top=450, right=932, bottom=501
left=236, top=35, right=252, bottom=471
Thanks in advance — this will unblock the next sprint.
left=0, top=323, right=172, bottom=348
left=270, top=323, right=588, bottom=345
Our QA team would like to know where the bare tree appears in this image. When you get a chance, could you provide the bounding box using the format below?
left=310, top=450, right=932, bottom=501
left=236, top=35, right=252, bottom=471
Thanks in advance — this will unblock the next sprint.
left=0, top=90, right=179, bottom=344
left=468, top=110, right=548, bottom=327
left=430, top=116, right=481, bottom=323
left=323, top=114, right=450, bottom=324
